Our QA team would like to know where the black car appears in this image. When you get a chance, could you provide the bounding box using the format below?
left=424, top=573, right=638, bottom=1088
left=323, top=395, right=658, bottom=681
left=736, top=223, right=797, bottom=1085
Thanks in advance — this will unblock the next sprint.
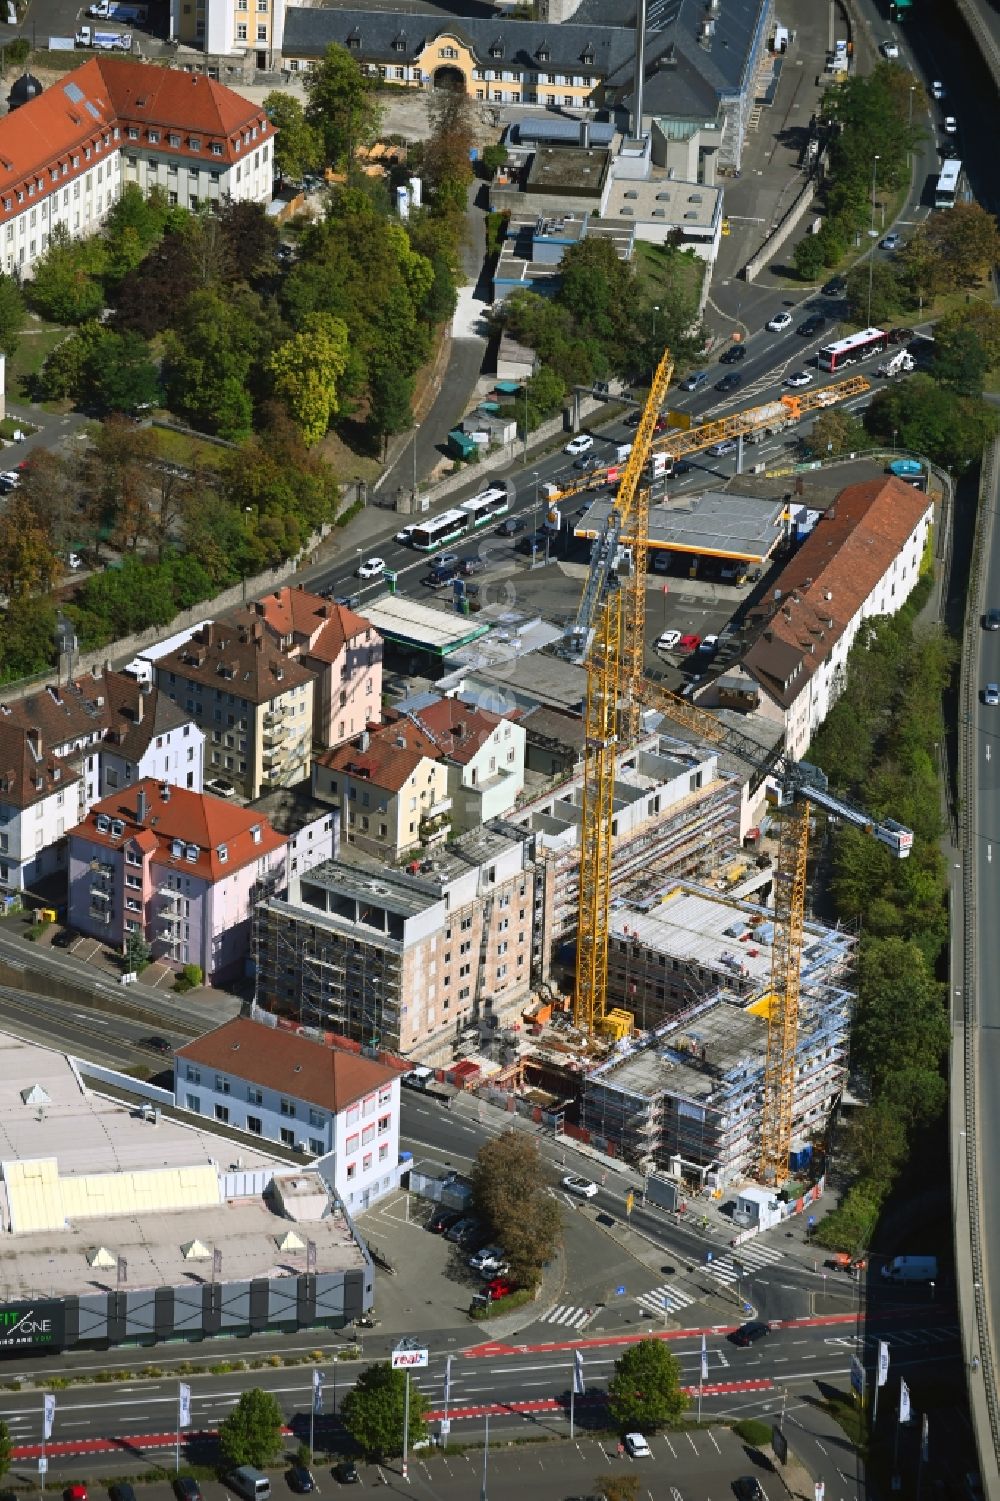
left=623, top=410, right=642, bottom=428
left=287, top=1466, right=316, bottom=1494
left=734, top=1479, right=765, bottom=1501
left=143, top=1035, right=172, bottom=1054
left=517, top=532, right=548, bottom=557
left=821, top=277, right=846, bottom=296
left=670, top=460, right=693, bottom=477
left=714, top=372, right=743, bottom=393
left=174, top=1481, right=203, bottom=1501
left=888, top=327, right=915, bottom=345
left=110, top=1486, right=137, bottom=1501
left=985, top=608, right=1000, bottom=631
left=797, top=315, right=827, bottom=337
left=333, top=1463, right=360, bottom=1485
left=719, top=344, right=747, bottom=364
left=497, top=515, right=526, bottom=537
left=730, top=1320, right=770, bottom=1347
left=427, top=1207, right=461, bottom=1234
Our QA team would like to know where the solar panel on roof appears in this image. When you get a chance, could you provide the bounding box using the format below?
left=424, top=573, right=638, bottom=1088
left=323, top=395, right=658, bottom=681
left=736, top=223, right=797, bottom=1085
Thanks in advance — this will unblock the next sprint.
left=64, top=82, right=84, bottom=101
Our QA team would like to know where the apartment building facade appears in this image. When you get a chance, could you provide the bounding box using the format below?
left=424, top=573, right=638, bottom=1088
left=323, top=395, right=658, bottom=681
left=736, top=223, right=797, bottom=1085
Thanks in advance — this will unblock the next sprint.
left=155, top=615, right=315, bottom=801
left=68, top=780, right=286, bottom=979
left=312, top=722, right=450, bottom=860
left=0, top=724, right=84, bottom=890
left=390, top=697, right=526, bottom=831
left=248, top=588, right=383, bottom=752
left=254, top=828, right=537, bottom=1059
left=0, top=58, right=273, bottom=280
left=175, top=1016, right=404, bottom=1211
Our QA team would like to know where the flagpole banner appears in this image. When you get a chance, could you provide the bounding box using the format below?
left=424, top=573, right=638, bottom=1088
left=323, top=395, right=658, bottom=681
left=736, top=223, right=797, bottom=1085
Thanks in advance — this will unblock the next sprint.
left=573, top=1350, right=585, bottom=1396
left=701, top=1334, right=709, bottom=1383
left=42, top=1394, right=56, bottom=1441
left=899, top=1378, right=911, bottom=1425
left=877, top=1340, right=890, bottom=1387
left=179, top=1383, right=191, bottom=1429
left=313, top=1369, right=324, bottom=1416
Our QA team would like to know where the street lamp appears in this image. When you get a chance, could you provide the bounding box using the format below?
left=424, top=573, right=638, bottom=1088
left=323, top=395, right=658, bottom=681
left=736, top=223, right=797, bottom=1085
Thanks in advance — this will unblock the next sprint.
left=411, top=422, right=420, bottom=504
left=866, top=155, right=881, bottom=327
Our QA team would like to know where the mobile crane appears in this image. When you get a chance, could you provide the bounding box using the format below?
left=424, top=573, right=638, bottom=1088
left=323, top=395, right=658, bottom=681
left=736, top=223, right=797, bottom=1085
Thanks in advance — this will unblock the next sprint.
left=568, top=354, right=914, bottom=1186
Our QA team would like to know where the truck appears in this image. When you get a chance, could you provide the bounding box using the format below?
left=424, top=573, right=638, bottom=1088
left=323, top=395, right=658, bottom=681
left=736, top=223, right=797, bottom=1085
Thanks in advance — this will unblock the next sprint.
left=880, top=1255, right=938, bottom=1283
left=877, top=349, right=916, bottom=378
left=87, top=0, right=147, bottom=17
left=75, top=24, right=132, bottom=47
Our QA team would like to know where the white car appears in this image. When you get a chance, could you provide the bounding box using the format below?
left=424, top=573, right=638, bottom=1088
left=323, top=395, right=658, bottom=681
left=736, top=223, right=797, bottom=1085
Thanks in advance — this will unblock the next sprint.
left=879, top=39, right=899, bottom=57
left=395, top=524, right=417, bottom=545
left=624, top=1433, right=652, bottom=1458
left=699, top=634, right=719, bottom=655
left=468, top=1245, right=507, bottom=1273
left=766, top=310, right=793, bottom=332
left=356, top=556, right=386, bottom=580
left=561, top=1173, right=599, bottom=1199
left=656, top=629, right=682, bottom=654
left=564, top=434, right=594, bottom=456
left=0, top=470, right=19, bottom=492
left=944, top=116, right=958, bottom=133
left=930, top=80, right=945, bottom=99
left=785, top=370, right=813, bottom=388
left=67, top=552, right=83, bottom=571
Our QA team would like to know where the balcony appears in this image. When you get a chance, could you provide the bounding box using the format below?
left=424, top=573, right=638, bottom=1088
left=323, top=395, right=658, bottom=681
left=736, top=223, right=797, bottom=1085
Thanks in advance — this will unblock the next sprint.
left=88, top=906, right=112, bottom=925
left=88, top=886, right=111, bottom=904
left=262, top=720, right=287, bottom=748
left=263, top=706, right=286, bottom=727
left=159, top=905, right=183, bottom=924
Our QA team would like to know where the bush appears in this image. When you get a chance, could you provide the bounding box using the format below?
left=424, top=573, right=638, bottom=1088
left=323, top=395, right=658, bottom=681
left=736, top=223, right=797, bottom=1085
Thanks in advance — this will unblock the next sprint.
left=733, top=1419, right=774, bottom=1447
left=174, top=962, right=204, bottom=993
left=468, top=1288, right=534, bottom=1320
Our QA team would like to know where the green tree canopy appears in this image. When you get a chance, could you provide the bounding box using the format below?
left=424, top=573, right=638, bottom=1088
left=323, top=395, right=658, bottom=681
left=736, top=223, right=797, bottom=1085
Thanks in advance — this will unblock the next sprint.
left=27, top=226, right=106, bottom=324
left=303, top=44, right=382, bottom=170
left=865, top=373, right=1000, bottom=471
left=340, top=1362, right=428, bottom=1460
left=845, top=259, right=906, bottom=325
left=793, top=235, right=825, bottom=281
left=931, top=323, right=989, bottom=396
left=806, top=408, right=866, bottom=458
left=268, top=311, right=350, bottom=444
left=471, top=1130, right=561, bottom=1287
left=905, top=201, right=1000, bottom=291
left=607, top=1339, right=688, bottom=1431
left=264, top=91, right=322, bottom=184
left=218, top=1388, right=285, bottom=1470
left=0, top=275, right=26, bottom=357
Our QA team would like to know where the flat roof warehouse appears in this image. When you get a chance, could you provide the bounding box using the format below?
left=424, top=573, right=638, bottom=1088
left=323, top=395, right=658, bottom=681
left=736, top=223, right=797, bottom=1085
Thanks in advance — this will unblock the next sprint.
left=0, top=1034, right=370, bottom=1351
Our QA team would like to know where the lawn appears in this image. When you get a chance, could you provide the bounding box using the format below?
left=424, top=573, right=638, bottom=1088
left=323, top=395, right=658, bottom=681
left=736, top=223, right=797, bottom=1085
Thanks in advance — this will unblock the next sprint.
left=8, top=322, right=65, bottom=400
left=634, top=241, right=705, bottom=309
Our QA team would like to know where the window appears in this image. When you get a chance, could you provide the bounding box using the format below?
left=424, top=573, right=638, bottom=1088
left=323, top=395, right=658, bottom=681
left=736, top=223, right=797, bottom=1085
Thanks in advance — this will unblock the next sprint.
left=280, top=1127, right=295, bottom=1147
left=256, top=23, right=267, bottom=39
left=215, top=1104, right=229, bottom=1123
left=346, top=1162, right=356, bottom=1179
left=215, top=1074, right=231, bottom=1094
left=310, top=1137, right=324, bottom=1155
left=363, top=1093, right=376, bottom=1116
left=247, top=1115, right=262, bottom=1135
left=379, top=1142, right=389, bottom=1161
left=189, top=137, right=202, bottom=152
left=346, top=1103, right=359, bottom=1125
left=309, top=1107, right=326, bottom=1128
left=378, top=1086, right=393, bottom=1105
left=186, top=1094, right=201, bottom=1112
left=186, top=1066, right=201, bottom=1084
left=362, top=1123, right=376, bottom=1146
left=346, top=1132, right=359, bottom=1153
left=248, top=1087, right=263, bottom=1106
left=280, top=1098, right=296, bottom=1117
left=363, top=1152, right=373, bottom=1171
left=378, top=1114, right=391, bottom=1133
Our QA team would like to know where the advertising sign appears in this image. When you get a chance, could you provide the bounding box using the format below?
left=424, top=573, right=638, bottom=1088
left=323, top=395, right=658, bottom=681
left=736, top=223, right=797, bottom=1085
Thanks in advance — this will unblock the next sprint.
left=391, top=1348, right=429, bottom=1370
left=0, top=1304, right=64, bottom=1352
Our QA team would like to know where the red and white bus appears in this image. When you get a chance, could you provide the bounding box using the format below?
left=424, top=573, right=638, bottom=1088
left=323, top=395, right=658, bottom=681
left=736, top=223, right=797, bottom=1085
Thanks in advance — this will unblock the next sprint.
left=816, top=327, right=889, bottom=373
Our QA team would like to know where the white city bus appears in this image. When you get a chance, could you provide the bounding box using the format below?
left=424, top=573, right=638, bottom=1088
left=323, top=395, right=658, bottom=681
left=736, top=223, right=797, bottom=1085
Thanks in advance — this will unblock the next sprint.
left=934, top=159, right=967, bottom=209
left=410, top=509, right=470, bottom=551
left=460, top=486, right=510, bottom=530
left=816, top=327, right=889, bottom=373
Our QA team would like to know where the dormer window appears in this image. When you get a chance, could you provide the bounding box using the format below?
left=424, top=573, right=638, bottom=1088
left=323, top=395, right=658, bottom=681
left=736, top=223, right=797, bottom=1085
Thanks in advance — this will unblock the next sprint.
left=490, top=39, right=504, bottom=57
left=536, top=44, right=550, bottom=61
left=582, top=48, right=595, bottom=64
left=347, top=30, right=361, bottom=47
left=392, top=30, right=406, bottom=49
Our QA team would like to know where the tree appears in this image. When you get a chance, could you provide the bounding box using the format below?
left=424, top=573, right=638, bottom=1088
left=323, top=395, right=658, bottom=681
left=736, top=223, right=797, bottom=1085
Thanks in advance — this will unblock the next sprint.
left=936, top=303, right=1000, bottom=369
left=218, top=200, right=282, bottom=286
left=0, top=493, right=59, bottom=599
left=845, top=259, right=906, bottom=325
left=853, top=937, right=949, bottom=1097
left=340, top=1362, right=428, bottom=1460
left=268, top=312, right=350, bottom=445
left=162, top=288, right=266, bottom=439
left=218, top=1388, right=285, bottom=1470
left=805, top=408, right=866, bottom=458
left=263, top=91, right=322, bottom=185
left=0, top=596, right=58, bottom=683
left=85, top=329, right=161, bottom=414
left=104, top=184, right=172, bottom=284
left=0, top=1418, right=11, bottom=1479
left=607, top=1339, right=687, bottom=1431
left=38, top=324, right=109, bottom=401
left=303, top=44, right=382, bottom=170
left=27, top=226, right=105, bottom=324
left=471, top=1130, right=561, bottom=1287
left=423, top=87, right=476, bottom=201
left=907, top=201, right=1000, bottom=290
left=19, top=450, right=81, bottom=556
left=480, top=143, right=509, bottom=176
left=369, top=365, right=414, bottom=458
left=83, top=418, right=159, bottom=552
left=124, top=930, right=152, bottom=974
left=0, top=276, right=26, bottom=357
left=931, top=323, right=988, bottom=396
left=793, top=235, right=825, bottom=281
left=865, top=374, right=1000, bottom=471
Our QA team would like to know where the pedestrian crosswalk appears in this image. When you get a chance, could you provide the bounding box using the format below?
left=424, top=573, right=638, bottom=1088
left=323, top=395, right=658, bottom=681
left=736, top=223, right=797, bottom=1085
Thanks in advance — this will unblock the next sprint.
left=634, top=1282, right=698, bottom=1319
left=706, top=1239, right=787, bottom=1288
left=541, top=1304, right=593, bottom=1329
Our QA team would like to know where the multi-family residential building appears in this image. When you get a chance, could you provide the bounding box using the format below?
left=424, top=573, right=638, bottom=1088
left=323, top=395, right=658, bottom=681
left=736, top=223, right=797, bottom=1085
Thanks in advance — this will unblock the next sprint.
left=155, top=615, right=315, bottom=801
left=67, top=779, right=286, bottom=979
left=254, top=827, right=537, bottom=1059
left=247, top=588, right=383, bottom=751
left=312, top=721, right=450, bottom=861
left=389, top=697, right=526, bottom=831
left=0, top=670, right=204, bottom=893
left=0, top=58, right=273, bottom=280
left=722, top=476, right=934, bottom=760
left=174, top=1016, right=404, bottom=1210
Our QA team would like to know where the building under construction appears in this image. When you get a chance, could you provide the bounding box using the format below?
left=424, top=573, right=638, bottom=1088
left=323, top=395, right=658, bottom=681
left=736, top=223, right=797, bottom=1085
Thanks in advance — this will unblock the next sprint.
left=580, top=886, right=855, bottom=1186
left=508, top=731, right=742, bottom=981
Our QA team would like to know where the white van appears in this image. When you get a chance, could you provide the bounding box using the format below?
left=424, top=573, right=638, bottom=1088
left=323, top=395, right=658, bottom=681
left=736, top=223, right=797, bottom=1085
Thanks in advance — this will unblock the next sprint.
left=880, top=1255, right=938, bottom=1283
left=226, top=1469, right=271, bottom=1501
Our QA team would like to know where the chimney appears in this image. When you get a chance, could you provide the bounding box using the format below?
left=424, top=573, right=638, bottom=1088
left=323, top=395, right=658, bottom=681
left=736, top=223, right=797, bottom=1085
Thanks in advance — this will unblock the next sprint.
left=632, top=0, right=647, bottom=136
left=136, top=787, right=148, bottom=824
left=579, top=119, right=591, bottom=148
left=135, top=688, right=144, bottom=724
left=359, top=730, right=370, bottom=752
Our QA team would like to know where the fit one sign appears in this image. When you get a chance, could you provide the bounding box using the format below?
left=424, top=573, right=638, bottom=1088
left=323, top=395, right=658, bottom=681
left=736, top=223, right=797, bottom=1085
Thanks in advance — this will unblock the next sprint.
left=0, top=1303, right=63, bottom=1351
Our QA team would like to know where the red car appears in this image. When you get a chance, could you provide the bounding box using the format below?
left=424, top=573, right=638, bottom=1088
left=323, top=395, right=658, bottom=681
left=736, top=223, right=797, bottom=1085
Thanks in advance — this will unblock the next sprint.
left=65, top=1487, right=88, bottom=1501
left=678, top=634, right=702, bottom=654
left=485, top=1277, right=515, bottom=1300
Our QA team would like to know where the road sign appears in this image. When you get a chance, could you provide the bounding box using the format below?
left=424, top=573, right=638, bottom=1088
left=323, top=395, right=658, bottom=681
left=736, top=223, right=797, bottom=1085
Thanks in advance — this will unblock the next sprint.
left=616, top=1285, right=626, bottom=1296
left=38, top=1459, right=47, bottom=1476
left=438, top=1419, right=451, bottom=1440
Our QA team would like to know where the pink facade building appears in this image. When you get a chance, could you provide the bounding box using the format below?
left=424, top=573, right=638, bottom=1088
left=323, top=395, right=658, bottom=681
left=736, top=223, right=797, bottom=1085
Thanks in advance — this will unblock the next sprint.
left=67, top=780, right=286, bottom=981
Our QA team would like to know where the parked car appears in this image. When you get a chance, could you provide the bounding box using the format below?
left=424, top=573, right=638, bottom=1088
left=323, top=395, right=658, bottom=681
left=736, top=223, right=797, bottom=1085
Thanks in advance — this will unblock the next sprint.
left=888, top=326, right=915, bottom=344
left=714, top=372, right=742, bottom=393
left=564, top=434, right=594, bottom=455
left=730, top=1320, right=770, bottom=1346
left=0, top=471, right=20, bottom=492
left=287, top=1468, right=316, bottom=1495
left=468, top=1244, right=505, bottom=1271
left=678, top=371, right=708, bottom=391
left=67, top=551, right=83, bottom=570
left=356, top=556, right=385, bottom=580
left=484, top=1276, right=516, bottom=1300
left=719, top=343, right=747, bottom=364
left=765, top=310, right=793, bottom=332
left=205, top=777, right=236, bottom=798
left=497, top=515, right=526, bottom=537
left=656, top=630, right=682, bottom=654
left=109, top=1486, right=137, bottom=1501
left=821, top=276, right=846, bottom=296
left=65, top=1488, right=88, bottom=1501
left=678, top=634, right=702, bottom=654
left=879, top=38, right=899, bottom=57
left=460, top=557, right=485, bottom=576
left=174, top=1481, right=203, bottom=1501
left=574, top=453, right=603, bottom=471
left=427, top=1207, right=461, bottom=1234
left=445, top=1216, right=481, bottom=1245
left=672, top=459, right=693, bottom=476
left=517, top=532, right=549, bottom=557
left=623, top=410, right=642, bottom=427
left=785, top=370, right=813, bottom=388
left=699, top=635, right=719, bottom=656
left=797, top=315, right=827, bottom=336
left=143, top=1035, right=172, bottom=1054
left=624, top=1433, right=651, bottom=1458
left=561, top=1174, right=599, bottom=1199
left=880, top=232, right=903, bottom=251
left=734, top=1479, right=765, bottom=1501
left=333, top=1463, right=359, bottom=1485
left=984, top=683, right=1000, bottom=707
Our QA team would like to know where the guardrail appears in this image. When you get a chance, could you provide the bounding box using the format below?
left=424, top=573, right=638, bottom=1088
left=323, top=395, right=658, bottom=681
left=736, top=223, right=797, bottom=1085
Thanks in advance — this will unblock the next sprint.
left=958, top=436, right=1000, bottom=1479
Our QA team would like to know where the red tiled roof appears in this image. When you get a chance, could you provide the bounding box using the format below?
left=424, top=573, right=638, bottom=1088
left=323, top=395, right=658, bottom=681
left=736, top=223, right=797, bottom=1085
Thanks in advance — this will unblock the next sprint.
left=176, top=1016, right=404, bottom=1113
left=0, top=59, right=270, bottom=230
left=251, top=587, right=374, bottom=666
left=393, top=697, right=511, bottom=766
left=317, top=720, right=442, bottom=793
left=70, top=778, right=285, bottom=882
left=156, top=614, right=314, bottom=703
left=0, top=722, right=80, bottom=810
